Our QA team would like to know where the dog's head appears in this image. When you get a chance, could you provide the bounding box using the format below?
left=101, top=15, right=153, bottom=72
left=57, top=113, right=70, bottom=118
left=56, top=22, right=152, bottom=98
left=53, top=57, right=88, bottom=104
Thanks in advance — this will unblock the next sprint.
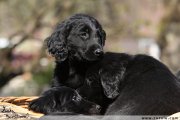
left=45, top=14, right=106, bottom=62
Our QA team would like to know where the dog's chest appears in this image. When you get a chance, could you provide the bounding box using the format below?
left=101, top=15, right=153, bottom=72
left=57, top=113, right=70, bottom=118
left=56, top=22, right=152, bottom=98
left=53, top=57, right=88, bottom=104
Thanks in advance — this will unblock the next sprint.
left=66, top=67, right=85, bottom=88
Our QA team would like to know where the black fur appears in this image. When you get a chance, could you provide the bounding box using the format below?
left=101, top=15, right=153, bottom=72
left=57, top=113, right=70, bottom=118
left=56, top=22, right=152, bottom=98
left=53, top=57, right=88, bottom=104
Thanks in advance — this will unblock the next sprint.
left=29, top=86, right=101, bottom=115
left=45, top=14, right=105, bottom=63
left=79, top=53, right=180, bottom=115
left=29, top=14, right=180, bottom=115
left=29, top=14, right=106, bottom=114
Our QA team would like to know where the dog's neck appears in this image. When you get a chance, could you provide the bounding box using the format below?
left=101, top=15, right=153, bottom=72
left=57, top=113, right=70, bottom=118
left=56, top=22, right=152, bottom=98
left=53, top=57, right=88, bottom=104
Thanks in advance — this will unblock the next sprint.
left=69, top=59, right=95, bottom=69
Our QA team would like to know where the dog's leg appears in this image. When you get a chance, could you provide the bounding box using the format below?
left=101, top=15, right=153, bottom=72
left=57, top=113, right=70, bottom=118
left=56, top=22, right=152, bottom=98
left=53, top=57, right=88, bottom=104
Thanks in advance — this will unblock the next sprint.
left=29, top=88, right=61, bottom=114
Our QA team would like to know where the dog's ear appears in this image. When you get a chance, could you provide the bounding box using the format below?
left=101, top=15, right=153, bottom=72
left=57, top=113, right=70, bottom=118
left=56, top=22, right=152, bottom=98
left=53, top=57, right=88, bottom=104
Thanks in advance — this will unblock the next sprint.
left=100, top=67, right=126, bottom=99
left=45, top=22, right=71, bottom=62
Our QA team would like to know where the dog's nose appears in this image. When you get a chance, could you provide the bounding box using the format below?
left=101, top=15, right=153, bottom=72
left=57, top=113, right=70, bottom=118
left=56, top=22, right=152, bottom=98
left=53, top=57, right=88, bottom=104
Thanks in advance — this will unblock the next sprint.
left=94, top=49, right=103, bottom=56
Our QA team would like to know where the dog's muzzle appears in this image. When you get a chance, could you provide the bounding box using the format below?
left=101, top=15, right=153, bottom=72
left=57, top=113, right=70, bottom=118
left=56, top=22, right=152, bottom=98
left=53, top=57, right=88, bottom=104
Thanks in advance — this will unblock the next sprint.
left=94, top=48, right=104, bottom=57
left=84, top=45, right=104, bottom=61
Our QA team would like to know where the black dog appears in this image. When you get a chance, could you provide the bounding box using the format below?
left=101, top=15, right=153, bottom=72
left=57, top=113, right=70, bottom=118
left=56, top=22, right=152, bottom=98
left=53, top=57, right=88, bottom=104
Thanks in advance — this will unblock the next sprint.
left=29, top=14, right=180, bottom=115
left=78, top=53, right=180, bottom=115
left=29, top=86, right=101, bottom=115
left=29, top=14, right=106, bottom=114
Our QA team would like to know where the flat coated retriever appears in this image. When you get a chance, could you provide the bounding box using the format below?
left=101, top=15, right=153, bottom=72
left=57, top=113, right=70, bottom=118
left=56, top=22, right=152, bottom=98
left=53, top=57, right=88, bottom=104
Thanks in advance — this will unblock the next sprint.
left=29, top=14, right=180, bottom=115
left=29, top=14, right=106, bottom=114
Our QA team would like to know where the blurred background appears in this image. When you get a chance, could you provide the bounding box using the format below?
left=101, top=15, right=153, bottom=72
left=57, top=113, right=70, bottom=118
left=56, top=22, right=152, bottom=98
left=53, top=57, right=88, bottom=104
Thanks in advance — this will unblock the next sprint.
left=0, top=0, right=179, bottom=96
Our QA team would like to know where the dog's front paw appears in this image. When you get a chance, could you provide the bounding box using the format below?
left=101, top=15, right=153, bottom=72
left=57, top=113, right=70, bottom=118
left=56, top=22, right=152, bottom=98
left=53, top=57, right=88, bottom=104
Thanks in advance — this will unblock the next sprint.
left=29, top=97, right=56, bottom=114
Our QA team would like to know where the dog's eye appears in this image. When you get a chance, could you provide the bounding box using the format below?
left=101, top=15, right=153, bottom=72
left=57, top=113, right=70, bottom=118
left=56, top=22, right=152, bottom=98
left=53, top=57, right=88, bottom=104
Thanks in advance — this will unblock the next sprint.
left=80, top=32, right=89, bottom=39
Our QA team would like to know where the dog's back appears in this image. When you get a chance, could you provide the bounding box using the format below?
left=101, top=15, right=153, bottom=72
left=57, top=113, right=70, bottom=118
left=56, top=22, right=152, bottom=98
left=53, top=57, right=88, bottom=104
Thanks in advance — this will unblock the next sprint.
left=103, top=53, right=180, bottom=115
